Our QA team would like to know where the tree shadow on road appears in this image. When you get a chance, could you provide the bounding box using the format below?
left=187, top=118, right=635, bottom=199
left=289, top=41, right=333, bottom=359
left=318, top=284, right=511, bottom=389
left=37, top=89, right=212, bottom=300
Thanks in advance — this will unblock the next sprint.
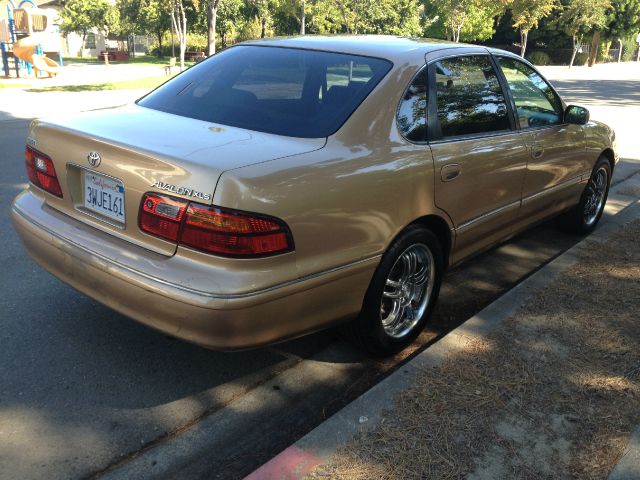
left=550, top=79, right=640, bottom=107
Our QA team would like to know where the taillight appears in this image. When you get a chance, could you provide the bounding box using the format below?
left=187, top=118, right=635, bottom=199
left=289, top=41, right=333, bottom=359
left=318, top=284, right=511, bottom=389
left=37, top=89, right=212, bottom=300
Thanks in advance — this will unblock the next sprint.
left=139, top=193, right=293, bottom=257
left=181, top=204, right=292, bottom=256
left=25, top=146, right=63, bottom=197
left=139, top=193, right=188, bottom=241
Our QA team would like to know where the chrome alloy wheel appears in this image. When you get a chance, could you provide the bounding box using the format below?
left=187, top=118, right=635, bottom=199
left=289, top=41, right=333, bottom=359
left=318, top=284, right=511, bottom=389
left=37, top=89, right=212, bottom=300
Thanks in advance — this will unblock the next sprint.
left=584, top=166, right=608, bottom=226
left=380, top=243, right=435, bottom=339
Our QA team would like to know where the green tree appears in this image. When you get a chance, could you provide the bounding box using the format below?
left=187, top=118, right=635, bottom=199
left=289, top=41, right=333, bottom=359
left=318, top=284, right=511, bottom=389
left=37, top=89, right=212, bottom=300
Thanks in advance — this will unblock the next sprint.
left=603, top=0, right=640, bottom=39
left=276, top=0, right=309, bottom=34
left=245, top=0, right=281, bottom=38
left=139, top=0, right=172, bottom=54
left=217, top=0, right=243, bottom=47
left=511, top=0, right=558, bottom=56
left=59, top=0, right=119, bottom=56
left=439, top=0, right=473, bottom=42
left=311, top=0, right=422, bottom=35
left=171, top=0, right=189, bottom=68
left=559, top=0, right=610, bottom=66
left=423, top=0, right=508, bottom=42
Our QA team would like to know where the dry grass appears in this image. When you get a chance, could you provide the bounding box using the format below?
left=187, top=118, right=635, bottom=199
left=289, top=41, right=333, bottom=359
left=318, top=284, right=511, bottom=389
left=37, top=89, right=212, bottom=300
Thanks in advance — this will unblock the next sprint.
left=309, top=220, right=640, bottom=479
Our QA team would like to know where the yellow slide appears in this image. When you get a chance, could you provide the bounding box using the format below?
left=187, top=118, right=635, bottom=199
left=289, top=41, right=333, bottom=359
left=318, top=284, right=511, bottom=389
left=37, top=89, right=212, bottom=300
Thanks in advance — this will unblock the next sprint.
left=13, top=35, right=61, bottom=77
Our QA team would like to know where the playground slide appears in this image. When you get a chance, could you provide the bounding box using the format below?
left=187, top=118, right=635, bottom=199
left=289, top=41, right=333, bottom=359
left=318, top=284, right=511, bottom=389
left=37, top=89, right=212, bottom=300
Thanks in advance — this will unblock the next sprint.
left=13, top=35, right=60, bottom=77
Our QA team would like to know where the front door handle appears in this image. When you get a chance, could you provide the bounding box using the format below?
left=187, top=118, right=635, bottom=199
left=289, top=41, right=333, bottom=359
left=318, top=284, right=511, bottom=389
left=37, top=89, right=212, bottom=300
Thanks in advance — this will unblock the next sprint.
left=441, top=164, right=461, bottom=182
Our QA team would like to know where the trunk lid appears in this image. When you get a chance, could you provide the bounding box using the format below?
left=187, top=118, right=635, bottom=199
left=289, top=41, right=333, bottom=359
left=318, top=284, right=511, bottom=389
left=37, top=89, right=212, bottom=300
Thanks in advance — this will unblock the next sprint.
left=29, top=104, right=325, bottom=256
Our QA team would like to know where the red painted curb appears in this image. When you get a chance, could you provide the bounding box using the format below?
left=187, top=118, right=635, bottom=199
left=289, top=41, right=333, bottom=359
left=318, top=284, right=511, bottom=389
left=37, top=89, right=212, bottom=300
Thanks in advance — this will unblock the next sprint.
left=244, top=445, right=323, bottom=480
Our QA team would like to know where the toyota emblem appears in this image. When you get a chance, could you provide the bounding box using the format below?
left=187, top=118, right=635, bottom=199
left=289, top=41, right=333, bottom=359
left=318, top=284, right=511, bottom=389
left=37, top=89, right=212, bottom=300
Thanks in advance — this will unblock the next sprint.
left=87, top=151, right=101, bottom=167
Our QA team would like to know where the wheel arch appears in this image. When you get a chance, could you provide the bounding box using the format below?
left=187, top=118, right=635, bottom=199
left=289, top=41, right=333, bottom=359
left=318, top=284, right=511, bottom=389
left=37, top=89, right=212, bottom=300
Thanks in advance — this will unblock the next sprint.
left=600, top=148, right=615, bottom=174
left=409, top=214, right=453, bottom=268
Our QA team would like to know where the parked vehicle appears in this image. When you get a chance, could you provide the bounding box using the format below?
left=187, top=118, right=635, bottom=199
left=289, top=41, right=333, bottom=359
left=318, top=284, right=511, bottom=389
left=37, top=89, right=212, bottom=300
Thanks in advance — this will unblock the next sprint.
left=12, top=36, right=617, bottom=356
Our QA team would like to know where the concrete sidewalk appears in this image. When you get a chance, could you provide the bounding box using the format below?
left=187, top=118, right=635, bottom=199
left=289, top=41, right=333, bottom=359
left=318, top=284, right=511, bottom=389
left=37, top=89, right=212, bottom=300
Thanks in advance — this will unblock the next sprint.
left=247, top=171, right=640, bottom=479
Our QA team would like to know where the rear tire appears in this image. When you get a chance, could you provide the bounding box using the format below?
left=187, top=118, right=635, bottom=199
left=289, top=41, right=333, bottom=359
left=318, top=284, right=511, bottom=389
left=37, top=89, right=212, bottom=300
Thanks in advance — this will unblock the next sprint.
left=344, top=225, right=443, bottom=357
left=558, top=156, right=611, bottom=234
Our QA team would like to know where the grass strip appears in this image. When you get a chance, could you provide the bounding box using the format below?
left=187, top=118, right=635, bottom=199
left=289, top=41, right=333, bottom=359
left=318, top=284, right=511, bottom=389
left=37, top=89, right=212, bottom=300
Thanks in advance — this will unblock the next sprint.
left=310, top=219, right=640, bottom=479
left=26, top=75, right=175, bottom=93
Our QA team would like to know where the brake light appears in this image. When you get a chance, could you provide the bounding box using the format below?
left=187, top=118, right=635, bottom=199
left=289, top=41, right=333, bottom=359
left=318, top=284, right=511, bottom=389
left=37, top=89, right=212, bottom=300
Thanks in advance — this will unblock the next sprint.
left=25, top=146, right=63, bottom=197
left=139, top=193, right=293, bottom=257
left=139, top=193, right=188, bottom=241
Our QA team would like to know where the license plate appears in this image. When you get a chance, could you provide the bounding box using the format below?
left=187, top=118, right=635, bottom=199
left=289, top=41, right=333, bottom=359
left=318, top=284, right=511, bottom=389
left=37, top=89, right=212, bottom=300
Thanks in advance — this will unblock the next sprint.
left=83, top=171, right=125, bottom=224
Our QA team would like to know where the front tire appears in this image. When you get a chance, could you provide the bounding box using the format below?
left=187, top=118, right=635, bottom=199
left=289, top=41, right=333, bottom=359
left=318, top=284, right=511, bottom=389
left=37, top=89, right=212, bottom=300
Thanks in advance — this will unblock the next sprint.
left=345, top=225, right=443, bottom=356
left=559, top=156, right=611, bottom=234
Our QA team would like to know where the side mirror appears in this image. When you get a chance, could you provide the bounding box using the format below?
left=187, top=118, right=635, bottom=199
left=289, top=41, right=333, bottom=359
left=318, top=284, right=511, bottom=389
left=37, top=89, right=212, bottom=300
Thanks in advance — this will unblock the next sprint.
left=564, top=105, right=590, bottom=125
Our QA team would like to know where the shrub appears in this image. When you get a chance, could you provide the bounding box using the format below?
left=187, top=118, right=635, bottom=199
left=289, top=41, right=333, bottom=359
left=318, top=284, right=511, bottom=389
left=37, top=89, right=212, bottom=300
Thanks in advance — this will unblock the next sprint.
left=149, top=33, right=208, bottom=57
left=596, top=40, right=611, bottom=62
left=526, top=51, right=551, bottom=66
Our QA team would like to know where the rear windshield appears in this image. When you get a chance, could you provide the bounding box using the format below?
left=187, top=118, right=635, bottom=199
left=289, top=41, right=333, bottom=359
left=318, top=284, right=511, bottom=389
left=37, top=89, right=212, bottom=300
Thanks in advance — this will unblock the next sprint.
left=138, top=46, right=392, bottom=138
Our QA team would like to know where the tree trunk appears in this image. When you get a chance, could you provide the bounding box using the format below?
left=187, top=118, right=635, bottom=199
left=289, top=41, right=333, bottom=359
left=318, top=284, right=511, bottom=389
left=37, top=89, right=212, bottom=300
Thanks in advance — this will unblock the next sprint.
left=157, top=32, right=163, bottom=57
left=181, top=7, right=187, bottom=69
left=617, top=38, right=623, bottom=62
left=222, top=31, right=227, bottom=49
left=520, top=29, right=528, bottom=57
left=588, top=31, right=599, bottom=67
left=171, top=2, right=187, bottom=70
left=171, top=21, right=175, bottom=58
left=568, top=34, right=578, bottom=68
left=261, top=17, right=266, bottom=38
left=80, top=31, right=86, bottom=57
left=207, top=0, right=217, bottom=55
left=300, top=0, right=305, bottom=35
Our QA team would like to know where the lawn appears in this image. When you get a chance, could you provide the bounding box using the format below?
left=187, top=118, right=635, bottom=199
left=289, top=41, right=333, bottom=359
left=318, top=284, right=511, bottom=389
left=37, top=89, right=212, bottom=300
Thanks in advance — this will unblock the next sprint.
left=26, top=74, right=177, bottom=93
left=0, top=83, right=31, bottom=89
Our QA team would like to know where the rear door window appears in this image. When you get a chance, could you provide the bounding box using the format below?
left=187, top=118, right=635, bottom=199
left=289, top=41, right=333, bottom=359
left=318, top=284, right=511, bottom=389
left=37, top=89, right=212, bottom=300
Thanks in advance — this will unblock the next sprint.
left=433, top=55, right=510, bottom=139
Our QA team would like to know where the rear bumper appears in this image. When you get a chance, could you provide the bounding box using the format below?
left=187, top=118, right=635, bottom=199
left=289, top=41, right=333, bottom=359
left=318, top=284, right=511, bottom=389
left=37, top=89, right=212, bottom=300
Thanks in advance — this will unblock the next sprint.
left=11, top=190, right=378, bottom=350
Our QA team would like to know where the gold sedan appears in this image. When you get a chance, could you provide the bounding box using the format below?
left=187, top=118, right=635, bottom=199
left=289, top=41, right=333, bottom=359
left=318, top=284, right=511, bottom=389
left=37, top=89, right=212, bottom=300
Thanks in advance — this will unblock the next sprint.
left=12, top=36, right=617, bottom=356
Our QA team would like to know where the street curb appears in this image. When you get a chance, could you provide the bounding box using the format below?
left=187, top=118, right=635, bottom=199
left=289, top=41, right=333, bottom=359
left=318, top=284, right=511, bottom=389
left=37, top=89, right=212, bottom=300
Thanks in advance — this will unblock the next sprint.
left=246, top=181, right=640, bottom=479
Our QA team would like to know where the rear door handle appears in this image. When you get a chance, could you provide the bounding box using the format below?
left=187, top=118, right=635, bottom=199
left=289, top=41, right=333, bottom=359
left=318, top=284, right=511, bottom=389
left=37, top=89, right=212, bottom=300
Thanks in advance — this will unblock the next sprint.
left=441, top=164, right=461, bottom=182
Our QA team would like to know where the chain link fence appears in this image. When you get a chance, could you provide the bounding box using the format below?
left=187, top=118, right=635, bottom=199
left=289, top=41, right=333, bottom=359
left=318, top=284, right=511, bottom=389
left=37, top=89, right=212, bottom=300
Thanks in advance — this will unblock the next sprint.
left=127, top=34, right=155, bottom=56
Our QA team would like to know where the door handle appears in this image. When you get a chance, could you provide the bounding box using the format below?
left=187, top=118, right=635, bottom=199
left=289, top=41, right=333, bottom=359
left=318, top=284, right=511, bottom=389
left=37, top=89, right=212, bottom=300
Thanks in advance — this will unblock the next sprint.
left=441, top=164, right=461, bottom=182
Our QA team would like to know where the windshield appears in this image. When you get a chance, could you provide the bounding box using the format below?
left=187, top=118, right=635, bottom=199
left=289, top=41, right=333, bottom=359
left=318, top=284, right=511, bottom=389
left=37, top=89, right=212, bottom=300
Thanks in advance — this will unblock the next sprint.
left=138, top=45, right=392, bottom=138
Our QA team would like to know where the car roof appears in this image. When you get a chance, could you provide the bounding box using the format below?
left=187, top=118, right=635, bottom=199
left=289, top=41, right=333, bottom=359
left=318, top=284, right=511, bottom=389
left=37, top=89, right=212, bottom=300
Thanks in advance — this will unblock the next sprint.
left=241, top=35, right=487, bottom=62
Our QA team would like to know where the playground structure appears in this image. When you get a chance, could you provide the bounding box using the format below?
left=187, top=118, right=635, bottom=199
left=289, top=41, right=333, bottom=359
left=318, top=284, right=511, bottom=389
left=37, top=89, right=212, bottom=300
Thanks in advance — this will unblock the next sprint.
left=1, top=0, right=63, bottom=78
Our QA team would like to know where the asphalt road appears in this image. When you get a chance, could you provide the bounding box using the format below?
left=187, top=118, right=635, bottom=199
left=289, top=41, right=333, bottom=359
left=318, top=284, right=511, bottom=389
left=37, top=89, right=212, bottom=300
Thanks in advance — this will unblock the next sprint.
left=1, top=64, right=639, bottom=480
